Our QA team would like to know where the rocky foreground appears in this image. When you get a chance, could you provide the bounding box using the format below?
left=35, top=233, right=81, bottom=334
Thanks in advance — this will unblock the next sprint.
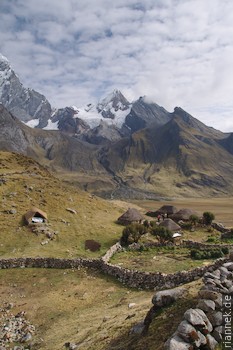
left=0, top=303, right=35, bottom=350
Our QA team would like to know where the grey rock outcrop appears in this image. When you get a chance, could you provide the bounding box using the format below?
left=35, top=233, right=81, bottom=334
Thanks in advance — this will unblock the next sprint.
left=165, top=257, right=233, bottom=349
left=152, top=287, right=186, bottom=307
left=0, top=54, right=52, bottom=127
left=124, top=96, right=171, bottom=133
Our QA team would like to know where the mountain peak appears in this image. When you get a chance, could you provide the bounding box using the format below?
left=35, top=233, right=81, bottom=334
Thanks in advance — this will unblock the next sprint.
left=0, top=53, right=9, bottom=64
left=97, top=90, right=130, bottom=113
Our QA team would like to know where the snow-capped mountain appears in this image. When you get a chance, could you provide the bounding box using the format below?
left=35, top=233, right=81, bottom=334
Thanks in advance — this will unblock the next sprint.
left=0, top=54, right=52, bottom=128
left=70, top=89, right=131, bottom=129
left=0, top=52, right=172, bottom=144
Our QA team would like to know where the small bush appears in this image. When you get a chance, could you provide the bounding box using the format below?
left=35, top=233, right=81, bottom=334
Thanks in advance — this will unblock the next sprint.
left=120, top=223, right=147, bottom=246
left=189, top=214, right=199, bottom=225
left=190, top=247, right=226, bottom=260
left=206, top=236, right=220, bottom=243
left=150, top=226, right=173, bottom=244
left=203, top=211, right=215, bottom=225
left=180, top=221, right=192, bottom=230
left=222, top=247, right=229, bottom=255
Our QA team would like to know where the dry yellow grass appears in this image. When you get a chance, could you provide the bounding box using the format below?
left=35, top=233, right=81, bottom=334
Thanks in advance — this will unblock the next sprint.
left=0, top=151, right=125, bottom=258
left=0, top=268, right=152, bottom=350
left=0, top=268, right=201, bottom=350
left=0, top=151, right=229, bottom=349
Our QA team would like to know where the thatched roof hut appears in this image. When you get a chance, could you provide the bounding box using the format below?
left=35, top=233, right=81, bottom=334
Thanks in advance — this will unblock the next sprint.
left=117, top=208, right=144, bottom=226
left=24, top=207, right=47, bottom=225
left=146, top=205, right=178, bottom=218
left=170, top=208, right=199, bottom=222
left=159, top=218, right=181, bottom=232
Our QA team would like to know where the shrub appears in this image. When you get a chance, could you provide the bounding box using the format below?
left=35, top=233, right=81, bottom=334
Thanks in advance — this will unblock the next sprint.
left=222, top=247, right=229, bottom=255
left=189, top=214, right=199, bottom=225
left=143, top=220, right=150, bottom=229
left=206, top=237, right=215, bottom=243
left=190, top=247, right=226, bottom=260
left=120, top=223, right=147, bottom=246
left=180, top=221, right=192, bottom=230
left=203, top=212, right=215, bottom=225
left=150, top=226, right=173, bottom=244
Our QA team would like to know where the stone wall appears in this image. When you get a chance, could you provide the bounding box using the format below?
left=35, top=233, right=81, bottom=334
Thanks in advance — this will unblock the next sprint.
left=101, top=258, right=227, bottom=290
left=164, top=259, right=233, bottom=349
left=0, top=256, right=227, bottom=291
left=0, top=257, right=101, bottom=270
left=101, top=242, right=123, bottom=263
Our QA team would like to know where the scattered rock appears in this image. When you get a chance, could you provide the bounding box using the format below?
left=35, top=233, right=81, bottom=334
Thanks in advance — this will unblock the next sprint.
left=125, top=313, right=136, bottom=320
left=66, top=208, right=77, bottom=214
left=152, top=287, right=186, bottom=308
left=128, top=303, right=136, bottom=309
left=164, top=333, right=193, bottom=350
left=198, top=290, right=220, bottom=301
left=197, top=299, right=215, bottom=312
left=0, top=306, right=35, bottom=348
left=41, top=240, right=49, bottom=245
left=102, top=316, right=110, bottom=322
left=64, top=342, right=78, bottom=349
left=129, top=321, right=145, bottom=335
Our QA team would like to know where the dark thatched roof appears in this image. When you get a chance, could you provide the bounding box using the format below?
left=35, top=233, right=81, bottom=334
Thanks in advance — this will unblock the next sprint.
left=24, top=207, right=47, bottom=225
left=146, top=205, right=178, bottom=217
left=117, top=208, right=144, bottom=225
left=170, top=208, right=199, bottom=222
left=159, top=218, right=181, bottom=232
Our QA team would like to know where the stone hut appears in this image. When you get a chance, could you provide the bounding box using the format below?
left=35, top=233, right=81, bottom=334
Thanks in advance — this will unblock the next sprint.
left=24, top=207, right=47, bottom=225
left=159, top=218, right=181, bottom=232
left=117, top=208, right=144, bottom=226
left=170, top=208, right=199, bottom=222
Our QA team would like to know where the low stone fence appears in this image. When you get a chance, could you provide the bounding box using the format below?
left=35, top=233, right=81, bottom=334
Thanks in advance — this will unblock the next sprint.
left=0, top=256, right=228, bottom=291
left=0, top=257, right=101, bottom=270
left=101, top=258, right=227, bottom=290
left=165, top=259, right=233, bottom=349
left=212, top=221, right=231, bottom=233
left=101, top=242, right=123, bottom=263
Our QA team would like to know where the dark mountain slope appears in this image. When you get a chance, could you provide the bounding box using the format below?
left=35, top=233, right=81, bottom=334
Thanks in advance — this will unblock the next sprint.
left=0, top=104, right=104, bottom=174
left=124, top=97, right=172, bottom=132
left=99, top=107, right=233, bottom=197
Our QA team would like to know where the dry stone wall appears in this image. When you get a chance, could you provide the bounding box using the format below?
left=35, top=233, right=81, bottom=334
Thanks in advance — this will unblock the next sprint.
left=164, top=260, right=233, bottom=349
left=0, top=257, right=100, bottom=269
left=0, top=255, right=228, bottom=291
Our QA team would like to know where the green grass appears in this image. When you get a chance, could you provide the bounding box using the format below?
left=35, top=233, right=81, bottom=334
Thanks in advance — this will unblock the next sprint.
left=110, top=246, right=213, bottom=273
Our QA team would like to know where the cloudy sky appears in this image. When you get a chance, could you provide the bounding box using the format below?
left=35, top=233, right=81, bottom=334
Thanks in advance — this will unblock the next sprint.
left=1, top=0, right=233, bottom=131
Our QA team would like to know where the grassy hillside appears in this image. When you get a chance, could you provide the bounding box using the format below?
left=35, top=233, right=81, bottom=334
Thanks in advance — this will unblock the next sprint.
left=0, top=151, right=125, bottom=258
left=0, top=150, right=227, bottom=350
left=0, top=268, right=200, bottom=350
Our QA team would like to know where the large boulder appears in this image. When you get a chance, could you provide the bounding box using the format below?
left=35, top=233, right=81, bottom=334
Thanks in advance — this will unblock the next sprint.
left=152, top=287, right=186, bottom=308
left=184, top=309, right=212, bottom=333
left=164, top=333, right=194, bottom=350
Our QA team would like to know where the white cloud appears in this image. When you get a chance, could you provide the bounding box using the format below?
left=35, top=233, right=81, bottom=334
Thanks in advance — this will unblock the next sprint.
left=0, top=0, right=233, bottom=131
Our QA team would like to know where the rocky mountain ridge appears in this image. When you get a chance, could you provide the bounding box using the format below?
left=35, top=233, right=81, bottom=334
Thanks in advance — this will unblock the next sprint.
left=0, top=54, right=173, bottom=144
left=1, top=53, right=233, bottom=198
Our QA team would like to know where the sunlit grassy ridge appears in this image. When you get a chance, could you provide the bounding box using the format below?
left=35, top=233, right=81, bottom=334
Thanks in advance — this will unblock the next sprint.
left=0, top=151, right=124, bottom=258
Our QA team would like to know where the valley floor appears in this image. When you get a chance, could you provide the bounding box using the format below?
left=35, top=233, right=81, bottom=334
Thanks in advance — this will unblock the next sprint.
left=132, top=197, right=233, bottom=226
